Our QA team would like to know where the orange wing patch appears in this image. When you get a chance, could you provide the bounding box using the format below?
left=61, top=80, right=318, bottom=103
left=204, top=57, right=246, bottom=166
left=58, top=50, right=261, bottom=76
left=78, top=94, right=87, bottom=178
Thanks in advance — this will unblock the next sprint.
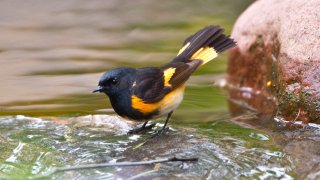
left=191, top=47, right=218, bottom=65
left=163, top=68, right=176, bottom=87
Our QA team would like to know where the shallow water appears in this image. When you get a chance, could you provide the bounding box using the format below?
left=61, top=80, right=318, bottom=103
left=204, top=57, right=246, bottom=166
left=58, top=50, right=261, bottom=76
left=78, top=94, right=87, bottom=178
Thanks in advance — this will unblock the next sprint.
left=0, top=115, right=295, bottom=179
left=0, top=0, right=310, bottom=179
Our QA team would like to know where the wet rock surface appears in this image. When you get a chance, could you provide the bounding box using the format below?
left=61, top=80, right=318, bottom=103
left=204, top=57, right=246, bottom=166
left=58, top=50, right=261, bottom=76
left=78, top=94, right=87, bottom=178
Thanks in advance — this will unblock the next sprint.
left=0, top=115, right=296, bottom=179
left=272, top=128, right=320, bottom=179
left=228, top=0, right=320, bottom=123
left=229, top=109, right=320, bottom=180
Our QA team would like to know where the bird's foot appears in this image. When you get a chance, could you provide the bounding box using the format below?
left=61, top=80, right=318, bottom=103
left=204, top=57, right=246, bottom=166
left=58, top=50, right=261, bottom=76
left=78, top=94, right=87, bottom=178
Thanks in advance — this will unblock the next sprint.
left=128, top=123, right=156, bottom=135
left=150, top=127, right=170, bottom=138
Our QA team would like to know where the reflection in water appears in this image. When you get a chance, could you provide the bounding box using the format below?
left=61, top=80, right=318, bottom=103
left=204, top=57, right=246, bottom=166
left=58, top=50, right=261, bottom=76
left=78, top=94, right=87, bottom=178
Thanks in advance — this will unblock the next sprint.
left=5, top=142, right=26, bottom=163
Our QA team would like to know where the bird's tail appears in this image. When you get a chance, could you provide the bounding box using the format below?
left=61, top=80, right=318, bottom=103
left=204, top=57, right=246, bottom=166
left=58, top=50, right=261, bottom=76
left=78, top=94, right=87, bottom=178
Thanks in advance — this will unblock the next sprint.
left=173, top=25, right=236, bottom=65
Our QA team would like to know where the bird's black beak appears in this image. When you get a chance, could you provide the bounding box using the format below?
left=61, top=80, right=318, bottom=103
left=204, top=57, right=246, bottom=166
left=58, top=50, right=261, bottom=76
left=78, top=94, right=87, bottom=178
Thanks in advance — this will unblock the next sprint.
left=92, top=86, right=103, bottom=93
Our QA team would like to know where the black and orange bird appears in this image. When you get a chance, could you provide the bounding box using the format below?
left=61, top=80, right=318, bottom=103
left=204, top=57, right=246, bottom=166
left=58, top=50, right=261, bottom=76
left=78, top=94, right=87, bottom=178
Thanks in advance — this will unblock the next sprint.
left=93, top=25, right=236, bottom=134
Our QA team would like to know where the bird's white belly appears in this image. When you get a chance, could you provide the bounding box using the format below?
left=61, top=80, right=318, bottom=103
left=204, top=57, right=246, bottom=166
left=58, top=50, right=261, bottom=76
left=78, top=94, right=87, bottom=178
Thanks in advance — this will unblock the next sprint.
left=156, top=85, right=185, bottom=117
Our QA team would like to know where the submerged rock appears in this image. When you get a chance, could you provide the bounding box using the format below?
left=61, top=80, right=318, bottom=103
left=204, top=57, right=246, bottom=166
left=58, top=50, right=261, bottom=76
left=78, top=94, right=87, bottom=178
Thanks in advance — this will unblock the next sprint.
left=228, top=0, right=320, bottom=123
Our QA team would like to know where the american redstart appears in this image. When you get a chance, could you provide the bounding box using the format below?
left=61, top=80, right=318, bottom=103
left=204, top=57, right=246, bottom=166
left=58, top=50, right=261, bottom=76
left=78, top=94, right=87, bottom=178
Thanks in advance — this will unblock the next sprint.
left=93, top=25, right=236, bottom=134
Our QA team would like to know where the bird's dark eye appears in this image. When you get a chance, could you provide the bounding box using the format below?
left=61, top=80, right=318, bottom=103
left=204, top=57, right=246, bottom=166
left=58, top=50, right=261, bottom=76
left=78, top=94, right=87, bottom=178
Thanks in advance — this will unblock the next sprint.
left=109, top=78, right=118, bottom=85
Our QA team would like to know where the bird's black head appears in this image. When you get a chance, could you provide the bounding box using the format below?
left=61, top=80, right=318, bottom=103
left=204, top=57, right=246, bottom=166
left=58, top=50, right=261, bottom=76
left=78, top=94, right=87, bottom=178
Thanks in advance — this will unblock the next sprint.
left=93, top=68, right=136, bottom=96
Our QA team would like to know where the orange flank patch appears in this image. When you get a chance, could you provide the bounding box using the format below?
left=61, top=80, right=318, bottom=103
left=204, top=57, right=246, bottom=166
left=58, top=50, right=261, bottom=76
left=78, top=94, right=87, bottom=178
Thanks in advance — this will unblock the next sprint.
left=131, top=85, right=185, bottom=115
left=191, top=47, right=218, bottom=65
left=163, top=68, right=176, bottom=87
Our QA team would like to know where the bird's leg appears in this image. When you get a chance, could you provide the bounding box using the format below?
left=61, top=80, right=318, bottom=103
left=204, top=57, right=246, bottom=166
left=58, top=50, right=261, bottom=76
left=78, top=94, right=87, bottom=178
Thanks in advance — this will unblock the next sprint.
left=151, top=111, right=173, bottom=137
left=128, top=121, right=156, bottom=134
left=162, top=111, right=173, bottom=131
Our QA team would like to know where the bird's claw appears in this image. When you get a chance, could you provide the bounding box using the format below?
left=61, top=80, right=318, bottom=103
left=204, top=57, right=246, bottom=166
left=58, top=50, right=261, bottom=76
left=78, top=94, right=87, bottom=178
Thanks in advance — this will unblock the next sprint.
left=127, top=123, right=156, bottom=135
left=150, top=127, right=170, bottom=138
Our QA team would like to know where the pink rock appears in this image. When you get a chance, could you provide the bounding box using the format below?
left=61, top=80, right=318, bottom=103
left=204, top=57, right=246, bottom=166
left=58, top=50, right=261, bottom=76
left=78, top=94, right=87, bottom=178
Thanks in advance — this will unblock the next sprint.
left=228, top=0, right=320, bottom=123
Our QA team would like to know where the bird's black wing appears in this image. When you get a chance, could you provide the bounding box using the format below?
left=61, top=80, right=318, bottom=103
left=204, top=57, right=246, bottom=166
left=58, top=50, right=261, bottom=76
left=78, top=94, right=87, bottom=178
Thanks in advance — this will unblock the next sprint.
left=131, top=25, right=236, bottom=105
left=132, top=60, right=201, bottom=103
left=162, top=60, right=202, bottom=89
left=132, top=67, right=171, bottom=103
